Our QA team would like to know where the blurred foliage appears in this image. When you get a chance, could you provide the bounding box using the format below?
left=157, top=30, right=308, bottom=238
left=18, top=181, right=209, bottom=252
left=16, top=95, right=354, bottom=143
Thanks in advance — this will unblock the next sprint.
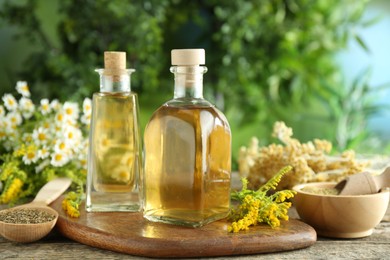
left=1, top=0, right=388, bottom=157
left=0, top=0, right=168, bottom=101
left=315, top=68, right=390, bottom=151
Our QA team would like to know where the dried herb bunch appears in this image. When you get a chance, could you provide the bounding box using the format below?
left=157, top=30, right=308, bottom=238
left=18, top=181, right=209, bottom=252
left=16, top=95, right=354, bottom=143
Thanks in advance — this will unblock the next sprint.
left=239, top=121, right=369, bottom=190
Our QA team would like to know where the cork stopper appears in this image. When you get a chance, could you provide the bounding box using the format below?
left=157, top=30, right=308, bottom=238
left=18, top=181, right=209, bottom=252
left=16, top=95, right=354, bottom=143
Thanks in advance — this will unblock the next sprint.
left=104, top=51, right=126, bottom=75
left=171, top=49, right=205, bottom=66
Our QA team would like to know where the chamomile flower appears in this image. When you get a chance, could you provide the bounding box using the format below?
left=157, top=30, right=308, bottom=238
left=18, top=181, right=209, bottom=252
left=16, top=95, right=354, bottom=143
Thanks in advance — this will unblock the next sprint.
left=50, top=151, right=69, bottom=167
left=76, top=150, right=88, bottom=169
left=121, top=152, right=134, bottom=167
left=41, top=120, right=51, bottom=130
left=38, top=146, right=50, bottom=159
left=83, top=98, right=92, bottom=116
left=63, top=102, right=79, bottom=121
left=0, top=105, right=5, bottom=117
left=64, top=126, right=82, bottom=145
left=73, top=138, right=88, bottom=154
left=53, top=124, right=63, bottom=139
left=32, top=127, right=49, bottom=145
left=54, top=139, right=70, bottom=154
left=40, top=99, right=51, bottom=115
left=81, top=113, right=91, bottom=126
left=22, top=145, right=39, bottom=165
left=16, top=81, right=30, bottom=97
left=2, top=94, right=18, bottom=111
left=81, top=98, right=92, bottom=126
left=54, top=111, right=66, bottom=125
left=22, top=133, right=33, bottom=143
left=6, top=111, right=22, bottom=126
left=50, top=99, right=61, bottom=111
left=112, top=165, right=131, bottom=182
left=19, top=97, right=35, bottom=119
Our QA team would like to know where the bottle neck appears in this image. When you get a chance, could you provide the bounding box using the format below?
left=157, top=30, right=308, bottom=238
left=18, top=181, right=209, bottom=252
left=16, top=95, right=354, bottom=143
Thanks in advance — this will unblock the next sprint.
left=95, top=69, right=135, bottom=92
left=171, top=66, right=207, bottom=99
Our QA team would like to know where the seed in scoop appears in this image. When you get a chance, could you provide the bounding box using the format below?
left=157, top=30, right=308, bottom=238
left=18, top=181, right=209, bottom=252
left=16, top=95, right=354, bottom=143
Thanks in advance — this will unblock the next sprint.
left=0, top=208, right=55, bottom=224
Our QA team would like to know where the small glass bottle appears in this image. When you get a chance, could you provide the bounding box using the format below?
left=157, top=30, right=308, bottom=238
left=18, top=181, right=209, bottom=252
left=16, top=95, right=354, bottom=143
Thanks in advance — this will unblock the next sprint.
left=86, top=51, right=142, bottom=212
left=143, top=49, right=231, bottom=227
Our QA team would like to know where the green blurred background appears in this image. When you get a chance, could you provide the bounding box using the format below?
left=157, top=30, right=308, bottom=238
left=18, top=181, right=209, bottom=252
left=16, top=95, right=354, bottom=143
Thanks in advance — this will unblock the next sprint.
left=1, top=0, right=389, bottom=168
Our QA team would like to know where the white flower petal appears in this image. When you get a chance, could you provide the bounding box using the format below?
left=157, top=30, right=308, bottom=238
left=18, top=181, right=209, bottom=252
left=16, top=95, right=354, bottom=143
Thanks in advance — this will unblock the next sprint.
left=50, top=151, right=69, bottom=167
left=16, top=81, right=31, bottom=97
left=2, top=94, right=18, bottom=111
left=40, top=99, right=51, bottom=115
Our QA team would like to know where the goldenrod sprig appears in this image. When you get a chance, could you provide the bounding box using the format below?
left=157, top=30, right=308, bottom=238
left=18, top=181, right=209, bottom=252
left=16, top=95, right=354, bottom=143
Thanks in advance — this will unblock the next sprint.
left=258, top=165, right=293, bottom=193
left=228, top=166, right=296, bottom=232
left=62, top=186, right=84, bottom=218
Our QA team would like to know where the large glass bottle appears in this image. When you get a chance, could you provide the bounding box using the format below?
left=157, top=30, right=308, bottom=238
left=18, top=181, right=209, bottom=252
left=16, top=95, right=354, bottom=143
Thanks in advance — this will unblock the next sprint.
left=143, top=49, right=231, bottom=227
left=86, top=51, right=142, bottom=212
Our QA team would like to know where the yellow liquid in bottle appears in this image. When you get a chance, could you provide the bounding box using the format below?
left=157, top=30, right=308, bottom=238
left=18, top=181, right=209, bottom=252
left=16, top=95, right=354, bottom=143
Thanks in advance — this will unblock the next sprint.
left=143, top=105, right=231, bottom=227
left=86, top=92, right=141, bottom=211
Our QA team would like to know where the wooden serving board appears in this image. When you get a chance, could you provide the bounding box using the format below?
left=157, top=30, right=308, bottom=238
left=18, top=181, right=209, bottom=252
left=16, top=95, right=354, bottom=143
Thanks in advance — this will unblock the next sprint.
left=51, top=196, right=316, bottom=258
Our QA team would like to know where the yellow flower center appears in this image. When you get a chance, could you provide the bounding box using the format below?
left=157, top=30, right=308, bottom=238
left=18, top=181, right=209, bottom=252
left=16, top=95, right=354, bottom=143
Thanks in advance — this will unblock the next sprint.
left=55, top=154, right=63, bottom=161
left=27, top=152, right=36, bottom=159
left=59, top=143, right=66, bottom=150
left=66, top=108, right=73, bottom=115
left=38, top=133, right=46, bottom=141
left=11, top=117, right=17, bottom=123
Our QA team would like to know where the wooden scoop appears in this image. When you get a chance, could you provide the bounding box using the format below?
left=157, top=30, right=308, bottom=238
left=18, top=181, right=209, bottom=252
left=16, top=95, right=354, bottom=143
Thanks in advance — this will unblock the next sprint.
left=335, top=167, right=390, bottom=195
left=0, top=177, right=71, bottom=243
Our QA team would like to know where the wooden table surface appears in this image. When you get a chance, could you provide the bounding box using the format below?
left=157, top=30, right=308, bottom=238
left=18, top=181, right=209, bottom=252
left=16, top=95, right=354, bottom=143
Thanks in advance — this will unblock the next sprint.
left=1, top=206, right=390, bottom=259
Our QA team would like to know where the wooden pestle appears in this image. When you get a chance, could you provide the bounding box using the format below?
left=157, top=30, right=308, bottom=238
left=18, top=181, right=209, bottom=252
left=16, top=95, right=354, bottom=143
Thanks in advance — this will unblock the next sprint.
left=336, top=167, right=390, bottom=195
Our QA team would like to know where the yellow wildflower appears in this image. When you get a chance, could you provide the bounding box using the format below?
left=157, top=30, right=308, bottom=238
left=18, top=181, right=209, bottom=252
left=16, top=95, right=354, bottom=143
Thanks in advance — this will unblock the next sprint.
left=228, top=194, right=260, bottom=232
left=0, top=178, right=23, bottom=204
left=13, top=145, right=26, bottom=157
left=62, top=191, right=83, bottom=218
left=62, top=199, right=80, bottom=218
left=228, top=166, right=296, bottom=232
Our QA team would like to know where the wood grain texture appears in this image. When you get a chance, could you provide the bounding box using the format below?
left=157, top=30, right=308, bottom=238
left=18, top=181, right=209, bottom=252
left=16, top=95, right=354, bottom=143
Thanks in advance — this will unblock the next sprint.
left=51, top=196, right=316, bottom=258
left=1, top=206, right=390, bottom=259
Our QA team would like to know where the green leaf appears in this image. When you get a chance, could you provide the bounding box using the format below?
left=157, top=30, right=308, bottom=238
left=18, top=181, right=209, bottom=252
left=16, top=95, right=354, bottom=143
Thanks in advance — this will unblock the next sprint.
left=354, top=34, right=371, bottom=53
left=360, top=15, right=382, bottom=27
